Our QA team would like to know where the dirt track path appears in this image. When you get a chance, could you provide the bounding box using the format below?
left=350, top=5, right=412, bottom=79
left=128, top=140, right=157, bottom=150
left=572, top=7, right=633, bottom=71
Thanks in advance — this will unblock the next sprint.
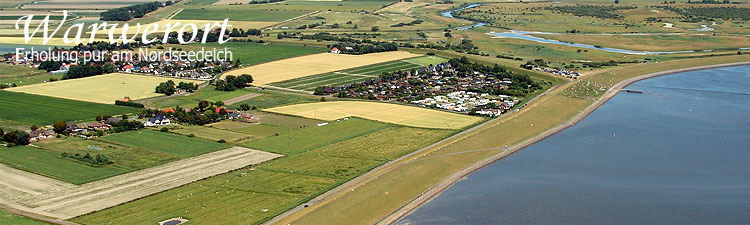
left=0, top=147, right=281, bottom=220
left=223, top=93, right=261, bottom=105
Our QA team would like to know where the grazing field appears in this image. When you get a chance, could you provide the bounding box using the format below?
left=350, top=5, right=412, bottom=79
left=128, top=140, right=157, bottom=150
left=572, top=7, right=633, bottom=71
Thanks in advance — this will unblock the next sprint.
left=97, top=129, right=228, bottom=158
left=265, top=101, right=483, bottom=129
left=223, top=51, right=420, bottom=85
left=0, top=91, right=139, bottom=125
left=0, top=64, right=63, bottom=87
left=242, top=118, right=389, bottom=155
left=173, top=7, right=308, bottom=21
left=170, top=125, right=250, bottom=142
left=73, top=120, right=451, bottom=225
left=6, top=73, right=199, bottom=104
left=269, top=56, right=447, bottom=91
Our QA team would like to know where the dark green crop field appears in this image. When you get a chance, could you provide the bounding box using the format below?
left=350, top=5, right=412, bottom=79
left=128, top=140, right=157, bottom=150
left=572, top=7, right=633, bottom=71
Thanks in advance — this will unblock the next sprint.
left=0, top=91, right=140, bottom=125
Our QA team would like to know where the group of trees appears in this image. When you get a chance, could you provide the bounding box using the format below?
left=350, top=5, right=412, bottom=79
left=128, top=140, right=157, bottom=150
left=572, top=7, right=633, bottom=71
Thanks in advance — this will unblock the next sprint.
left=215, top=74, right=253, bottom=91
left=657, top=6, right=749, bottom=21
left=64, top=63, right=115, bottom=80
left=228, top=28, right=262, bottom=37
left=61, top=152, right=112, bottom=166
left=38, top=61, right=62, bottom=72
left=155, top=80, right=197, bottom=96
left=100, top=1, right=168, bottom=21
left=390, top=19, right=424, bottom=27
left=1, top=129, right=30, bottom=146
left=331, top=42, right=398, bottom=55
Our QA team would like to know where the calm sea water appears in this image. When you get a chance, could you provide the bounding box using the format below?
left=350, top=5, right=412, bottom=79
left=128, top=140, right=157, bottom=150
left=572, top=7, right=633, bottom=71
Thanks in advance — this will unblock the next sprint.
left=398, top=65, right=750, bottom=224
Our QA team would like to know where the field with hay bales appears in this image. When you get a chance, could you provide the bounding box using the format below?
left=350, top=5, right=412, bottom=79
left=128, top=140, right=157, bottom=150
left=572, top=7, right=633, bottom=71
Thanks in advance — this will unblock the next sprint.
left=264, top=101, right=484, bottom=129
left=6, top=73, right=199, bottom=104
left=223, top=51, right=420, bottom=85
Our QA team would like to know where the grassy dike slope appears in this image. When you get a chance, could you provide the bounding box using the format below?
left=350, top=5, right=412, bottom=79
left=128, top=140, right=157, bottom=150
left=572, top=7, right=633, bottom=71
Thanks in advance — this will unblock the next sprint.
left=270, top=54, right=750, bottom=225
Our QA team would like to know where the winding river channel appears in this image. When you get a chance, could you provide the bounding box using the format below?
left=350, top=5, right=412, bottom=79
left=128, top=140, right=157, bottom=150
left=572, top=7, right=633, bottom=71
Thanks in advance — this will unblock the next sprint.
left=442, top=4, right=740, bottom=55
left=397, top=66, right=750, bottom=224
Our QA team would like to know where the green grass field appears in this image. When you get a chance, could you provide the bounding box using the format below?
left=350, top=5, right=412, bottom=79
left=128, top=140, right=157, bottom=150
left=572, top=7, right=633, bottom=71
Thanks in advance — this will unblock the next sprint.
left=226, top=90, right=320, bottom=109
left=0, top=64, right=59, bottom=87
left=168, top=42, right=326, bottom=69
left=0, top=91, right=140, bottom=125
left=0, top=145, right=130, bottom=184
left=0, top=208, right=48, bottom=225
left=207, top=121, right=292, bottom=140
left=73, top=119, right=452, bottom=225
left=173, top=7, right=309, bottom=21
left=170, top=125, right=251, bottom=142
left=269, top=56, right=442, bottom=91
left=97, top=129, right=229, bottom=158
left=186, top=0, right=218, bottom=5
left=242, top=118, right=389, bottom=155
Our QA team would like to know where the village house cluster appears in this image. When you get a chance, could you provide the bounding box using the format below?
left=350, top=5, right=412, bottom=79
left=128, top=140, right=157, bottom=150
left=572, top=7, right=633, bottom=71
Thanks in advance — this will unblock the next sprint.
left=317, top=61, right=529, bottom=117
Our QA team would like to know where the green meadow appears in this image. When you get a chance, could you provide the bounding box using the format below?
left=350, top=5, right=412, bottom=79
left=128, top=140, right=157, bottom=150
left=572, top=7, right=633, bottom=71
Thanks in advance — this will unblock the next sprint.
left=0, top=91, right=140, bottom=125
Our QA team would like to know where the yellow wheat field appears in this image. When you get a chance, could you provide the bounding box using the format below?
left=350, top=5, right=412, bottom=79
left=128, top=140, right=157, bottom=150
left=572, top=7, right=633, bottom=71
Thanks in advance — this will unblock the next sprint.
left=223, top=51, right=420, bottom=85
left=264, top=101, right=482, bottom=129
left=6, top=73, right=198, bottom=104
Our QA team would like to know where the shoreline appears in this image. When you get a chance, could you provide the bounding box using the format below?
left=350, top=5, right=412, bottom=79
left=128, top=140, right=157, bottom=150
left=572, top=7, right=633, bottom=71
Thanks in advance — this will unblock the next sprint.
left=379, top=61, right=750, bottom=224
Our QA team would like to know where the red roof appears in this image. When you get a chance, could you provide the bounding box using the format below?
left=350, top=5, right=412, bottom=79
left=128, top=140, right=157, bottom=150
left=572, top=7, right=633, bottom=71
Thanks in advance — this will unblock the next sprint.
left=162, top=108, right=175, bottom=113
left=215, top=107, right=227, bottom=113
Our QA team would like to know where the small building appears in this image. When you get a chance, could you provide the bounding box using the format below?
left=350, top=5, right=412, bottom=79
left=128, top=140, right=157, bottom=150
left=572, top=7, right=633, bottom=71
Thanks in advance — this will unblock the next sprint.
left=227, top=112, right=242, bottom=119
left=144, top=115, right=171, bottom=127
left=30, top=129, right=55, bottom=141
left=331, top=47, right=341, bottom=54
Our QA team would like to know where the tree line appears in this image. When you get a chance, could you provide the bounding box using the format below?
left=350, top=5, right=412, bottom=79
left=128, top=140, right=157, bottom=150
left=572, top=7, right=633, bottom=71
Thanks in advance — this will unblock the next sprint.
left=100, top=1, right=171, bottom=21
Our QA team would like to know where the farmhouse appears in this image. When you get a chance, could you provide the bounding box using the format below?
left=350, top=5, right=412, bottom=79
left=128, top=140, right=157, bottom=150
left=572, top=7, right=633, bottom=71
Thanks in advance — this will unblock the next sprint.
left=331, top=47, right=341, bottom=54
left=144, top=115, right=171, bottom=127
left=29, top=129, right=55, bottom=141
